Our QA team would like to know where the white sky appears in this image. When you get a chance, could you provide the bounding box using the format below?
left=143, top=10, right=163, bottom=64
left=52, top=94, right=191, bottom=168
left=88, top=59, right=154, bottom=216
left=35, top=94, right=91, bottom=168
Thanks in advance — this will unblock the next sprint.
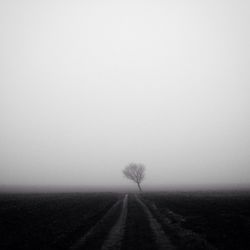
left=0, top=0, right=250, bottom=190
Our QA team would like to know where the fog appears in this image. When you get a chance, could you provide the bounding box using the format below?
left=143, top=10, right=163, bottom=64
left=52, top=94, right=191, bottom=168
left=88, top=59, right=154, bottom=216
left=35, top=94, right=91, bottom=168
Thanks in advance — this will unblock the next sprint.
left=1, top=0, right=250, bottom=191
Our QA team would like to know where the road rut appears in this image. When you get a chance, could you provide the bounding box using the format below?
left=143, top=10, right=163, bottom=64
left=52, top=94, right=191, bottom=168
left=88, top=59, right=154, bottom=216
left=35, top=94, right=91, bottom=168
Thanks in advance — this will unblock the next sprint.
left=101, top=194, right=128, bottom=250
left=135, top=194, right=176, bottom=250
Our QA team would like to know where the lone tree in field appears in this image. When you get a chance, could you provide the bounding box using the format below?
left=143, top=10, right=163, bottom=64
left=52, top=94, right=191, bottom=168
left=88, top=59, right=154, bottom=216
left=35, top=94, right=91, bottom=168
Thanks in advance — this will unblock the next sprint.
left=123, top=163, right=145, bottom=191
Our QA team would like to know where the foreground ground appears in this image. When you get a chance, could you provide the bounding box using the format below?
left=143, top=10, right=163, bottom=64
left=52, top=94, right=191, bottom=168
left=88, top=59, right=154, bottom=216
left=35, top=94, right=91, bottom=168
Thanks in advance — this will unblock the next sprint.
left=0, top=191, right=250, bottom=249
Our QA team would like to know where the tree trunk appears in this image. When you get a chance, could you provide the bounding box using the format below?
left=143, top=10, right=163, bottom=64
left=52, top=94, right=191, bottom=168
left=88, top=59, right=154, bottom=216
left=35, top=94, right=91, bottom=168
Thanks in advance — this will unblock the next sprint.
left=137, top=182, right=142, bottom=192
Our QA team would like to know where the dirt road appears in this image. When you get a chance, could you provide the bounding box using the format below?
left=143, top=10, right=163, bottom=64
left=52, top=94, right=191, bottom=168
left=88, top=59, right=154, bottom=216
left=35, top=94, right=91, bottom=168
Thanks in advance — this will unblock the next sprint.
left=101, top=194, right=128, bottom=250
left=69, top=194, right=177, bottom=250
left=121, top=194, right=175, bottom=250
left=69, top=193, right=215, bottom=250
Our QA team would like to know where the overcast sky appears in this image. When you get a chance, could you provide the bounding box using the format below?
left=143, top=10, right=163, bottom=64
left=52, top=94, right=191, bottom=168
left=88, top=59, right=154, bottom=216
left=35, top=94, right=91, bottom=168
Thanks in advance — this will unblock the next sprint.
left=0, top=0, right=250, bottom=190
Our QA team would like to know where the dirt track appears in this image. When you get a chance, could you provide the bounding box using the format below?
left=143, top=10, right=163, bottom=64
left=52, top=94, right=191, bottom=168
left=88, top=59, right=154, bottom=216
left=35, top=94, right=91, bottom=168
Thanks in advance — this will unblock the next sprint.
left=69, top=194, right=214, bottom=250
left=135, top=194, right=176, bottom=250
left=101, top=194, right=128, bottom=250
left=69, top=194, right=175, bottom=250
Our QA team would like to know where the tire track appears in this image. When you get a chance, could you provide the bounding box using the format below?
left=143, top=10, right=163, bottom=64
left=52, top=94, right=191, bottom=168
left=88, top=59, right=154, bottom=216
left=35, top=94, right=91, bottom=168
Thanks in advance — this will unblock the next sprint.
left=101, top=194, right=128, bottom=250
left=70, top=197, right=123, bottom=250
left=135, top=194, right=176, bottom=250
left=121, top=194, right=157, bottom=250
left=52, top=202, right=115, bottom=250
left=142, top=198, right=216, bottom=250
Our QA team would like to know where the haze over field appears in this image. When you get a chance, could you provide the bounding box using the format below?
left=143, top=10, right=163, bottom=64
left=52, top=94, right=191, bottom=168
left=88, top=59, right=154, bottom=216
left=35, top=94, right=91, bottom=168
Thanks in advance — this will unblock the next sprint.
left=0, top=0, right=250, bottom=191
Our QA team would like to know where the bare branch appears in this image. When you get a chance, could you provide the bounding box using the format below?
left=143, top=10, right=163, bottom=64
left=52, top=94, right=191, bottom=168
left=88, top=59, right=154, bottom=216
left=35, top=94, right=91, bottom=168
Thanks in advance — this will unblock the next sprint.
left=123, top=163, right=145, bottom=191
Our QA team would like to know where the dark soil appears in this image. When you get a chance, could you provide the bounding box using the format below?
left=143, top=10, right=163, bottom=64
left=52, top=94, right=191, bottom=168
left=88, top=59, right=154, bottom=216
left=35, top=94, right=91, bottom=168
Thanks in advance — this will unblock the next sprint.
left=1, top=191, right=250, bottom=250
left=0, top=193, right=121, bottom=250
left=121, top=194, right=157, bottom=250
left=143, top=191, right=250, bottom=250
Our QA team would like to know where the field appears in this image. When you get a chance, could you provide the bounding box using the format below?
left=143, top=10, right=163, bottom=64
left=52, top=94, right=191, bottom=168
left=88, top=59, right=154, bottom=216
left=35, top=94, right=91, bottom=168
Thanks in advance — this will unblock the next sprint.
left=0, top=191, right=250, bottom=250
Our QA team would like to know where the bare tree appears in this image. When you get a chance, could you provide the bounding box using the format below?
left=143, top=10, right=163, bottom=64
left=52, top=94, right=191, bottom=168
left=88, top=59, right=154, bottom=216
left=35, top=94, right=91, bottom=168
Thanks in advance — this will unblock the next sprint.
left=123, top=163, right=145, bottom=191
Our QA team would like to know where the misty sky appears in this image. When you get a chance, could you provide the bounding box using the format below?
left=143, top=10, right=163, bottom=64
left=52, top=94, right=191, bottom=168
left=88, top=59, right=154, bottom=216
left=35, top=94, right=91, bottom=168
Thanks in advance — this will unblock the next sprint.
left=1, top=0, right=250, bottom=190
